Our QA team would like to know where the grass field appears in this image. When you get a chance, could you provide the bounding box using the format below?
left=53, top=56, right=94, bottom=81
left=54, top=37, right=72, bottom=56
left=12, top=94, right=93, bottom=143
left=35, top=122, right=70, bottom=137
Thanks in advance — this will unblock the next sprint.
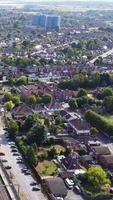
left=36, top=160, right=58, bottom=176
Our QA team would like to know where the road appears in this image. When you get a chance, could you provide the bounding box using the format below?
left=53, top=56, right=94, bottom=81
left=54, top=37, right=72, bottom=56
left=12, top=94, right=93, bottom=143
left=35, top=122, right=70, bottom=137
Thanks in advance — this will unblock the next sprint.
left=0, top=117, right=46, bottom=200
left=88, top=48, right=113, bottom=64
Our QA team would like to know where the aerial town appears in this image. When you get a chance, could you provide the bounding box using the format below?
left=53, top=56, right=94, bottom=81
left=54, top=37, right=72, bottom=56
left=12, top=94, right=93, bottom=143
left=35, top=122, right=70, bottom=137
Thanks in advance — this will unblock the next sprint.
left=1, top=1, right=113, bottom=200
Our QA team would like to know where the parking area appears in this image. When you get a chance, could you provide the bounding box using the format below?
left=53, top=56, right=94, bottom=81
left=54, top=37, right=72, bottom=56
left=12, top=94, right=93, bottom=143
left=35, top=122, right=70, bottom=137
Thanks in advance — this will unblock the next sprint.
left=67, top=190, right=84, bottom=200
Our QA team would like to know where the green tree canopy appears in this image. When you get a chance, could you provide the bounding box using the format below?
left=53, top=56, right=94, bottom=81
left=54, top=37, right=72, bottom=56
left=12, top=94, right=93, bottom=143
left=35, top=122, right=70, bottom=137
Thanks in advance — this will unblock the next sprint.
left=12, top=96, right=20, bottom=105
left=77, top=88, right=87, bottom=97
left=16, top=76, right=28, bottom=85
left=7, top=120, right=19, bottom=139
left=28, top=95, right=37, bottom=105
left=85, top=166, right=110, bottom=190
left=4, top=101, right=13, bottom=111
left=42, top=93, right=52, bottom=105
left=69, top=98, right=78, bottom=110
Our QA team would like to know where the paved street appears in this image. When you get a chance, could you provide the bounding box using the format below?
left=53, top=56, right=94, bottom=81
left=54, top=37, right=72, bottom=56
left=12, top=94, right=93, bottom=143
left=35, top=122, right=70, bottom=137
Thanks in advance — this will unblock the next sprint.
left=88, top=48, right=113, bottom=64
left=0, top=117, right=46, bottom=200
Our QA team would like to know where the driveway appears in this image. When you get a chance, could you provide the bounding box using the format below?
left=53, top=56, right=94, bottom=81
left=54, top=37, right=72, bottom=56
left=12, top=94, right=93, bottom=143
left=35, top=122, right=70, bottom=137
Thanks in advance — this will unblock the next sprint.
left=0, top=117, right=46, bottom=200
left=67, top=190, right=84, bottom=200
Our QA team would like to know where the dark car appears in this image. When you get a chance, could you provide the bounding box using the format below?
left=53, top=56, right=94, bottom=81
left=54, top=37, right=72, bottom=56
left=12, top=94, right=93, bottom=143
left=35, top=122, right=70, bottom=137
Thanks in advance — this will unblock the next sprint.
left=13, top=153, right=20, bottom=156
left=10, top=145, right=17, bottom=149
left=73, top=185, right=81, bottom=194
left=32, top=187, right=40, bottom=191
left=11, top=149, right=18, bottom=153
left=5, top=165, right=12, bottom=170
left=25, top=170, right=31, bottom=175
left=30, top=181, right=37, bottom=186
left=0, top=152, right=5, bottom=156
left=17, top=160, right=24, bottom=164
left=21, top=168, right=28, bottom=173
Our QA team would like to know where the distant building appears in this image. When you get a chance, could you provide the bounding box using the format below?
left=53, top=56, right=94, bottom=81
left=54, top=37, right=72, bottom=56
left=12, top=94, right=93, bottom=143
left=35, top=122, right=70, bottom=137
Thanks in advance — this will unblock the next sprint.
left=32, top=14, right=61, bottom=31
left=46, top=15, right=61, bottom=31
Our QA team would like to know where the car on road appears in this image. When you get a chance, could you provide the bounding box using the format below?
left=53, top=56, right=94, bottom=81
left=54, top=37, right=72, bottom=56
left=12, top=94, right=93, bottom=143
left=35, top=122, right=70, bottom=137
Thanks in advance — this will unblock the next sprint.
left=32, top=186, right=40, bottom=191
left=5, top=165, right=12, bottom=170
left=10, top=145, right=17, bottom=149
left=13, top=153, right=20, bottom=156
left=21, top=168, right=28, bottom=173
left=73, top=185, right=81, bottom=194
left=17, top=160, right=24, bottom=164
left=0, top=152, right=5, bottom=156
left=30, top=181, right=37, bottom=186
left=1, top=158, right=8, bottom=162
left=65, top=178, right=74, bottom=189
left=11, top=149, right=18, bottom=153
left=25, top=170, right=31, bottom=175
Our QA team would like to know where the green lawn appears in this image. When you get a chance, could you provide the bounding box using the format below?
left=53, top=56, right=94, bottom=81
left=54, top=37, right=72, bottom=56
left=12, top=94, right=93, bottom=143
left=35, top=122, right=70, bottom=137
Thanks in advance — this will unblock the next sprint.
left=36, top=160, right=58, bottom=176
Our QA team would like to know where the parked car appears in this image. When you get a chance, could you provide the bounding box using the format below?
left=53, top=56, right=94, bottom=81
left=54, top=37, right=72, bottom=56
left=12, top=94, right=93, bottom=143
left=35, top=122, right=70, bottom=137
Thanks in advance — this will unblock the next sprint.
left=73, top=185, right=81, bottom=194
left=65, top=178, right=74, bottom=189
left=0, top=152, right=5, bottom=156
left=17, top=160, right=24, bottom=164
left=25, top=170, right=31, bottom=175
left=13, top=153, right=20, bottom=156
left=11, top=149, right=18, bottom=153
left=5, top=165, right=12, bottom=170
left=32, top=186, right=40, bottom=191
left=1, top=158, right=7, bottom=162
left=30, top=181, right=37, bottom=186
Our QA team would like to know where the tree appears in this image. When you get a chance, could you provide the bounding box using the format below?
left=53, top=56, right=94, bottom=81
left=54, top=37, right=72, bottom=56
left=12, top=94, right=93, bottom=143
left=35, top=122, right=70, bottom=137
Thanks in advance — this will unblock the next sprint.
left=64, top=147, right=72, bottom=156
left=85, top=166, right=110, bottom=190
left=48, top=147, right=57, bottom=159
left=30, top=124, right=47, bottom=146
left=16, top=76, right=28, bottom=85
left=28, top=95, right=36, bottom=105
left=79, top=147, right=87, bottom=156
left=24, top=114, right=37, bottom=131
left=90, top=127, right=98, bottom=137
left=103, top=96, right=113, bottom=113
left=7, top=120, right=19, bottom=139
left=77, top=88, right=87, bottom=97
left=4, top=101, right=13, bottom=111
left=26, top=146, right=37, bottom=166
left=69, top=98, right=78, bottom=110
left=85, top=110, right=113, bottom=137
left=3, top=92, right=12, bottom=102
left=12, top=96, right=20, bottom=105
left=42, top=93, right=52, bottom=105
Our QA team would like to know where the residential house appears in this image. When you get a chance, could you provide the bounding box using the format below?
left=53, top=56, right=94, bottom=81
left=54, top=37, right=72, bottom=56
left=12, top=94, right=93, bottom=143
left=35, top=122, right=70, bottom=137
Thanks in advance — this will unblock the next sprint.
left=44, top=177, right=67, bottom=199
left=11, top=104, right=32, bottom=121
left=92, top=145, right=111, bottom=159
left=99, top=155, right=113, bottom=170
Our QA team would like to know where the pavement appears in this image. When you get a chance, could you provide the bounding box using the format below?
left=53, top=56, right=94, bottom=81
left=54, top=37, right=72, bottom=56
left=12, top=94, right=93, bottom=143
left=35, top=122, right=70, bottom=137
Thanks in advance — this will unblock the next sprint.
left=0, top=116, right=46, bottom=200
left=67, top=190, right=84, bottom=200
left=0, top=176, right=10, bottom=200
left=88, top=48, right=113, bottom=64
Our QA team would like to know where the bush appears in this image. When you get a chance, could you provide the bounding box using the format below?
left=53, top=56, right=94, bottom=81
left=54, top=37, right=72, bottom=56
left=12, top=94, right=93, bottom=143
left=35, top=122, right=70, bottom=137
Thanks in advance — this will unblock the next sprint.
left=85, top=110, right=113, bottom=136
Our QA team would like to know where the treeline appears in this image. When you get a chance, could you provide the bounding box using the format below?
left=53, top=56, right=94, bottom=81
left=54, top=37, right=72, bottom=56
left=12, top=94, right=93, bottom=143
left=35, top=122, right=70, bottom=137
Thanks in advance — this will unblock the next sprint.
left=85, top=110, right=113, bottom=136
left=58, top=73, right=113, bottom=90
